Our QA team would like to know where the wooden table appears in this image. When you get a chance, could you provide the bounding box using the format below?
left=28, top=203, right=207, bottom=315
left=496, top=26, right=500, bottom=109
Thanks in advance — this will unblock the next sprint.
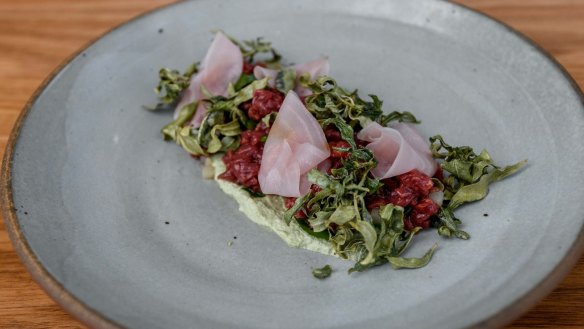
left=0, top=0, right=582, bottom=328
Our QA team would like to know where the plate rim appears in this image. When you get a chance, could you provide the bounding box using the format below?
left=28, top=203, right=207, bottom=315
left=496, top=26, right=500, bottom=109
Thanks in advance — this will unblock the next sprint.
left=1, top=1, right=584, bottom=328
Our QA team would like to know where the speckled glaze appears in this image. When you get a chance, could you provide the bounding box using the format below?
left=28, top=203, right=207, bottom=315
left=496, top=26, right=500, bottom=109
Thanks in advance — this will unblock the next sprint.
left=2, top=1, right=584, bottom=329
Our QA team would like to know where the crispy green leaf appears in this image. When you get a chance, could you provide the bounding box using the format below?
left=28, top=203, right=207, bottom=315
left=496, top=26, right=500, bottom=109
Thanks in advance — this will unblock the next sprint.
left=379, top=204, right=405, bottom=234
left=470, top=149, right=494, bottom=182
left=361, top=94, right=383, bottom=120
left=441, top=149, right=493, bottom=184
left=436, top=207, right=469, bottom=239
left=438, top=225, right=453, bottom=238
left=215, top=120, right=242, bottom=137
left=350, top=220, right=378, bottom=265
left=233, top=73, right=256, bottom=91
left=431, top=135, right=527, bottom=241
left=301, top=75, right=392, bottom=131
left=219, top=31, right=282, bottom=64
left=327, top=205, right=356, bottom=226
left=387, top=243, right=437, bottom=269
left=320, top=117, right=356, bottom=149
left=396, top=227, right=422, bottom=256
left=275, top=68, right=296, bottom=94
left=307, top=169, right=339, bottom=191
left=206, top=137, right=223, bottom=154
left=220, top=136, right=240, bottom=152
left=379, top=111, right=420, bottom=126
left=308, top=211, right=332, bottom=233
left=430, top=135, right=482, bottom=164
left=152, top=63, right=199, bottom=108
left=177, top=127, right=207, bottom=156
left=297, top=220, right=330, bottom=240
left=207, top=120, right=241, bottom=154
left=331, top=226, right=353, bottom=246
left=449, top=160, right=527, bottom=209
left=365, top=177, right=383, bottom=194
left=283, top=192, right=313, bottom=224
left=233, top=78, right=268, bottom=105
left=161, top=102, right=198, bottom=141
left=348, top=257, right=388, bottom=274
left=174, top=78, right=268, bottom=155
left=196, top=111, right=224, bottom=147
left=312, top=265, right=332, bottom=279
left=260, top=112, right=278, bottom=128
left=307, top=189, right=334, bottom=210
left=431, top=178, right=445, bottom=192
left=372, top=204, right=409, bottom=259
left=441, top=159, right=474, bottom=183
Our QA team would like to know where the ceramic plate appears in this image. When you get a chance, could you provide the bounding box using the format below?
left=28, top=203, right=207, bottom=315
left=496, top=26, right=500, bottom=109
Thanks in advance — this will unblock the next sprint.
left=3, top=1, right=584, bottom=328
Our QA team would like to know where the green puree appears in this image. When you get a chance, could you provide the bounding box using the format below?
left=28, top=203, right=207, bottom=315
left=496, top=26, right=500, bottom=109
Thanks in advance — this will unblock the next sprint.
left=212, top=156, right=360, bottom=261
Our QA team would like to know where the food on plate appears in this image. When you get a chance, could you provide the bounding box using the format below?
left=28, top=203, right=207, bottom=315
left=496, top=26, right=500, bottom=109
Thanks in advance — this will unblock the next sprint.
left=150, top=31, right=526, bottom=274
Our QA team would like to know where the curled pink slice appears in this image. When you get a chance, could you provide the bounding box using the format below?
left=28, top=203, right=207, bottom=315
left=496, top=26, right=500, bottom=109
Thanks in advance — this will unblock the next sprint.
left=357, top=122, right=437, bottom=179
left=253, top=66, right=279, bottom=87
left=173, top=31, right=243, bottom=127
left=259, top=91, right=330, bottom=197
left=293, top=58, right=330, bottom=96
left=253, top=57, right=330, bottom=96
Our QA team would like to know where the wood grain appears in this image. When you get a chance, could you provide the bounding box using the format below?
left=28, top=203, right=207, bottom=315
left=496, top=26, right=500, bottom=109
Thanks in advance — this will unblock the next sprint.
left=0, top=0, right=583, bottom=328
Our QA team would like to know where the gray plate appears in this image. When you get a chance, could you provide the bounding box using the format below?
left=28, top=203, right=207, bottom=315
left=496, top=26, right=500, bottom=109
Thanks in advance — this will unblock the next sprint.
left=3, top=1, right=584, bottom=329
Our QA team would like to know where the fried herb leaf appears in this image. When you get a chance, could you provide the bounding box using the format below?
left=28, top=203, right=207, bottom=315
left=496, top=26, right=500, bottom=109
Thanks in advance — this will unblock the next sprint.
left=283, top=192, right=313, bottom=224
left=387, top=243, right=437, bottom=269
left=219, top=31, right=282, bottom=64
left=300, top=75, right=421, bottom=130
left=207, top=120, right=242, bottom=153
left=349, top=220, right=378, bottom=265
left=297, top=220, right=330, bottom=240
left=347, top=257, right=388, bottom=274
left=301, top=76, right=384, bottom=130
left=320, top=117, right=356, bottom=149
left=312, top=265, right=333, bottom=279
left=308, top=211, right=331, bottom=232
left=448, top=160, right=527, bottom=209
left=328, top=205, right=357, bottom=226
left=379, top=111, right=421, bottom=125
left=275, top=68, right=296, bottom=94
left=436, top=207, right=469, bottom=240
left=161, top=78, right=269, bottom=156
left=362, top=94, right=383, bottom=120
left=233, top=73, right=256, bottom=91
left=233, top=78, right=269, bottom=105
left=152, top=63, right=199, bottom=109
left=177, top=126, right=207, bottom=156
left=430, top=135, right=527, bottom=239
left=430, top=135, right=527, bottom=209
left=161, top=101, right=198, bottom=141
left=159, top=106, right=207, bottom=157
